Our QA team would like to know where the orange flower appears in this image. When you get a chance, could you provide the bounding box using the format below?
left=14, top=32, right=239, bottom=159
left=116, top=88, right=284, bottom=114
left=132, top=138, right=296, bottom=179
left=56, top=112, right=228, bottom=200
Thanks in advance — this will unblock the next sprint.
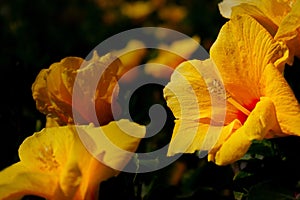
left=164, top=14, right=300, bottom=166
left=0, top=120, right=145, bottom=200
left=32, top=52, right=123, bottom=126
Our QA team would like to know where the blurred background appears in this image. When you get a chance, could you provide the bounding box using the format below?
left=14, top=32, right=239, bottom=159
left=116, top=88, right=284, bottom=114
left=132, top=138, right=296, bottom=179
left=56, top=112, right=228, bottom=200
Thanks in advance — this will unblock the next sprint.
left=1, top=0, right=300, bottom=199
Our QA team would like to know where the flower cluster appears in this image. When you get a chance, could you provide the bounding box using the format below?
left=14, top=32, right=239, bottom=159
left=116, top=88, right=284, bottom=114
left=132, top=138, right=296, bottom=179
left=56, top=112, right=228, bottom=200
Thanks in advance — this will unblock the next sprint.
left=1, top=0, right=300, bottom=199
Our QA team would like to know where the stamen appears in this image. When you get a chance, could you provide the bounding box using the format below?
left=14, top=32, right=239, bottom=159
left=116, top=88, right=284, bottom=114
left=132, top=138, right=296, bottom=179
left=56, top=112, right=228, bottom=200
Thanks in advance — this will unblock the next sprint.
left=207, top=79, right=251, bottom=116
left=207, top=79, right=226, bottom=101
left=227, top=96, right=251, bottom=116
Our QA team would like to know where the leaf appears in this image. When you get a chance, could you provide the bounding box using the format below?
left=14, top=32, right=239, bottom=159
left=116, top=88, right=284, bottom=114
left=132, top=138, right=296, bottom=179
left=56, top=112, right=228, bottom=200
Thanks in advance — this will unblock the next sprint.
left=247, top=180, right=295, bottom=200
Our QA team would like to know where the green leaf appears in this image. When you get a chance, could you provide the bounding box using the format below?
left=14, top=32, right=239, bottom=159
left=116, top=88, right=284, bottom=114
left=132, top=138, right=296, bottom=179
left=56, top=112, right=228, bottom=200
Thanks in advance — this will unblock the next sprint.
left=247, top=180, right=296, bottom=200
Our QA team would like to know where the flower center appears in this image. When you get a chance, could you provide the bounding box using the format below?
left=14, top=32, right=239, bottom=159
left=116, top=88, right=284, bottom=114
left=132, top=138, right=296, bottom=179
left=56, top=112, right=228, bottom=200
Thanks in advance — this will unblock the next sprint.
left=207, top=79, right=257, bottom=123
left=37, top=145, right=60, bottom=171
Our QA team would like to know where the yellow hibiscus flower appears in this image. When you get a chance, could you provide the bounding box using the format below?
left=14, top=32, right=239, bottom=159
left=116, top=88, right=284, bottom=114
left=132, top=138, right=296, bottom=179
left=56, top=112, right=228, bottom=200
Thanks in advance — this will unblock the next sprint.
left=163, top=14, right=300, bottom=166
left=32, top=51, right=124, bottom=126
left=218, top=0, right=300, bottom=66
left=0, top=119, right=145, bottom=200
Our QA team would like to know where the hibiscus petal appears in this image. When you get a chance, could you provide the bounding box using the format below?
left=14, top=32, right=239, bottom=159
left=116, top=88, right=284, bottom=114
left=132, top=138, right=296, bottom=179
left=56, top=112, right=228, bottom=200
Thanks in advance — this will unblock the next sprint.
left=218, top=0, right=252, bottom=18
left=77, top=119, right=146, bottom=171
left=219, top=0, right=292, bottom=26
left=261, top=64, right=300, bottom=135
left=210, top=14, right=289, bottom=109
left=167, top=118, right=242, bottom=157
left=213, top=97, right=281, bottom=165
left=0, top=163, right=58, bottom=199
left=164, top=59, right=231, bottom=156
left=1, top=120, right=144, bottom=200
left=231, top=5, right=278, bottom=37
left=275, top=0, right=300, bottom=59
left=164, top=59, right=228, bottom=123
left=31, top=69, right=52, bottom=115
left=219, top=0, right=298, bottom=64
left=163, top=60, right=209, bottom=121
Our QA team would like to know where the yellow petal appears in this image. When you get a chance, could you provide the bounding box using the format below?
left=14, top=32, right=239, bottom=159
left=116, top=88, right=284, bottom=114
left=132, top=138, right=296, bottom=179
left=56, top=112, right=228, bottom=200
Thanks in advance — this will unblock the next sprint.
left=163, top=59, right=230, bottom=123
left=261, top=64, right=300, bottom=135
left=168, top=118, right=242, bottom=157
left=231, top=5, right=278, bottom=36
left=31, top=69, right=52, bottom=116
left=218, top=0, right=252, bottom=18
left=167, top=119, right=203, bottom=156
left=219, top=0, right=293, bottom=26
left=47, top=57, right=83, bottom=123
left=32, top=56, right=83, bottom=125
left=73, top=52, right=122, bottom=125
left=213, top=97, right=281, bottom=165
left=207, top=119, right=242, bottom=162
left=0, top=120, right=145, bottom=199
left=163, top=60, right=209, bottom=121
left=33, top=52, right=124, bottom=125
left=77, top=119, right=146, bottom=170
left=19, top=127, right=73, bottom=173
left=275, top=0, right=300, bottom=58
left=0, top=163, right=58, bottom=199
left=164, top=59, right=231, bottom=156
left=210, top=14, right=289, bottom=109
left=218, top=0, right=298, bottom=64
